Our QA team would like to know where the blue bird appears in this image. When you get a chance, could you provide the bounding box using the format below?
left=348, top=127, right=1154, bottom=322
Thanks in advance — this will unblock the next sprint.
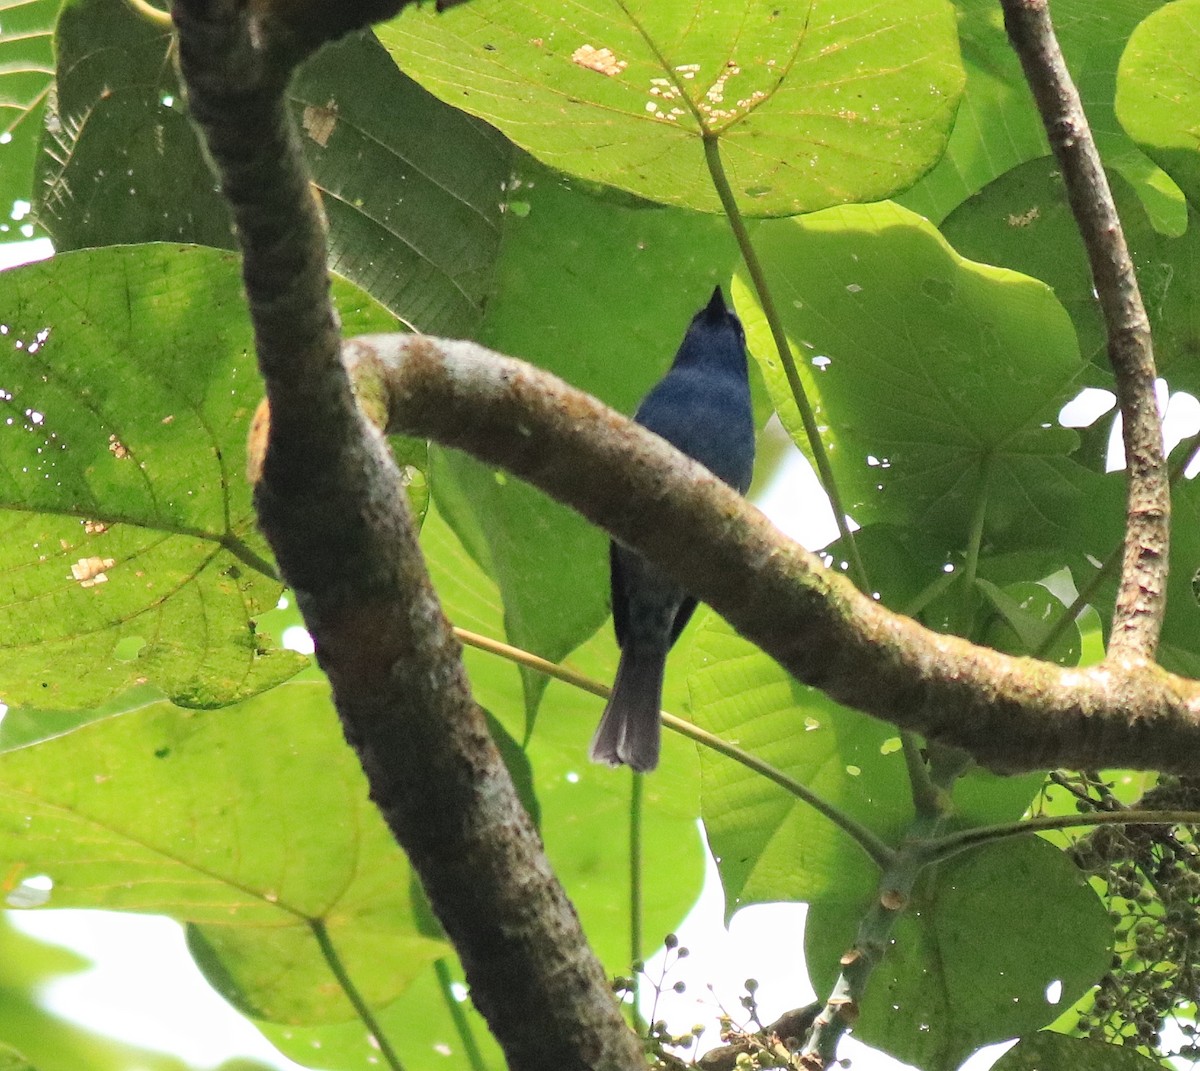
left=590, top=286, right=755, bottom=772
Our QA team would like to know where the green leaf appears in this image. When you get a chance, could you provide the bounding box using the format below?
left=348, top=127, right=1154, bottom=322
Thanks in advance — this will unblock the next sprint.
left=992, top=1031, right=1165, bottom=1070
left=1117, top=0, right=1200, bottom=209
left=431, top=154, right=739, bottom=714
left=975, top=578, right=1082, bottom=665
left=293, top=31, right=509, bottom=333
left=0, top=0, right=56, bottom=228
left=381, top=0, right=963, bottom=216
left=0, top=244, right=394, bottom=709
left=942, top=156, right=1200, bottom=390
left=1133, top=475, right=1200, bottom=679
left=0, top=685, right=446, bottom=1024
left=35, top=0, right=234, bottom=250
left=34, top=2, right=507, bottom=335
left=736, top=201, right=1086, bottom=546
left=806, top=838, right=1111, bottom=1071
left=0, top=1044, right=35, bottom=1071
left=687, top=614, right=912, bottom=916
left=688, top=614, right=1048, bottom=913
left=899, top=0, right=1184, bottom=233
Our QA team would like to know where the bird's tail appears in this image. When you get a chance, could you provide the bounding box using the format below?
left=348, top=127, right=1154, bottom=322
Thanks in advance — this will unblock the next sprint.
left=589, top=644, right=666, bottom=772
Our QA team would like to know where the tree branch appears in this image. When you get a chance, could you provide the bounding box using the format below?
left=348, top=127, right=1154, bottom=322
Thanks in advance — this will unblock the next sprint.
left=1001, top=0, right=1168, bottom=664
left=347, top=332, right=1200, bottom=776
left=171, top=3, right=643, bottom=1069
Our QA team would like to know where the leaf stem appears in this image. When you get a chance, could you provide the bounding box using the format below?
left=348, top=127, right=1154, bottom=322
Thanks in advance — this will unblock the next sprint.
left=124, top=0, right=172, bottom=28
left=220, top=532, right=281, bottom=580
left=901, top=734, right=940, bottom=818
left=701, top=133, right=868, bottom=593
left=917, top=808, right=1200, bottom=864
left=630, top=771, right=645, bottom=1027
left=957, top=454, right=992, bottom=636
left=433, top=957, right=489, bottom=1071
left=309, top=919, right=405, bottom=1071
left=452, top=627, right=894, bottom=870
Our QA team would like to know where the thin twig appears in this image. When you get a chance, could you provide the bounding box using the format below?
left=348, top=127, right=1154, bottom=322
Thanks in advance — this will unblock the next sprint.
left=1002, top=0, right=1168, bottom=664
left=452, top=627, right=895, bottom=869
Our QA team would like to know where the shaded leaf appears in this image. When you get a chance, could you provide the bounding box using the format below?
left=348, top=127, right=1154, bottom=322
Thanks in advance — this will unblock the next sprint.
left=382, top=0, right=963, bottom=216
left=942, top=156, right=1200, bottom=390
left=806, top=839, right=1111, bottom=1071
left=294, top=31, right=509, bottom=333
left=35, top=0, right=233, bottom=250
left=0, top=685, right=446, bottom=1024
left=0, top=0, right=56, bottom=229
left=976, top=579, right=1081, bottom=666
left=33, top=2, right=507, bottom=336
left=899, top=0, right=1182, bottom=232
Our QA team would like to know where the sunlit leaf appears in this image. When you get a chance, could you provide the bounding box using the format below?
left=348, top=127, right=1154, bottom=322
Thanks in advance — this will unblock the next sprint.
left=1117, top=0, right=1200, bottom=209
left=687, top=615, right=1043, bottom=918
left=0, top=244, right=396, bottom=709
left=0, top=686, right=446, bottom=1023
left=735, top=201, right=1086, bottom=547
left=382, top=0, right=963, bottom=216
left=253, top=957, right=504, bottom=1071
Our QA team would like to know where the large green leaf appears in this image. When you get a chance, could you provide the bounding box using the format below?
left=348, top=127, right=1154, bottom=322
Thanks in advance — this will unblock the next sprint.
left=0, top=685, right=446, bottom=1024
left=34, top=1, right=507, bottom=335
left=736, top=201, right=1086, bottom=546
left=899, top=0, right=1182, bottom=232
left=34, top=0, right=233, bottom=250
left=942, top=156, right=1200, bottom=390
left=993, top=1032, right=1164, bottom=1071
left=0, top=0, right=56, bottom=229
left=294, top=32, right=509, bottom=333
left=431, top=153, right=740, bottom=713
left=381, top=0, right=964, bottom=216
left=806, top=838, right=1110, bottom=1071
left=0, top=244, right=393, bottom=710
left=1117, top=0, right=1200, bottom=209
left=687, top=614, right=1043, bottom=918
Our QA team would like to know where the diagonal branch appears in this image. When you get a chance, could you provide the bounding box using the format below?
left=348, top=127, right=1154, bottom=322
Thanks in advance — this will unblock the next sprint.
left=1001, top=0, right=1168, bottom=664
left=346, top=332, right=1200, bottom=776
left=171, top=2, right=643, bottom=1069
